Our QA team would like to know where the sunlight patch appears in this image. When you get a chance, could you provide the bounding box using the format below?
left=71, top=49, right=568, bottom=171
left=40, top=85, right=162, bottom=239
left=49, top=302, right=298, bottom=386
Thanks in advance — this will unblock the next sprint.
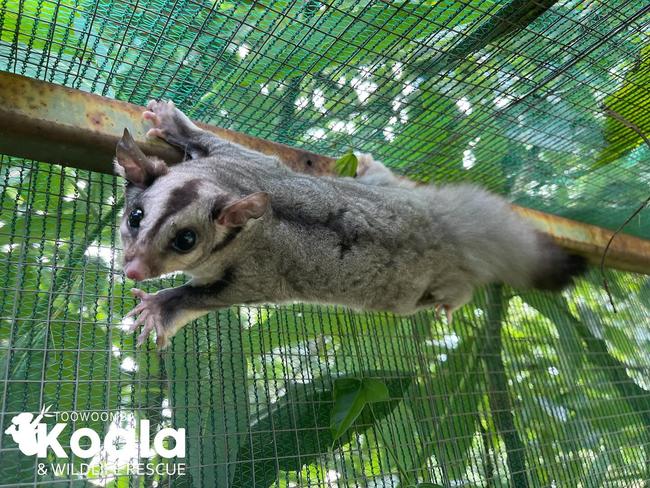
left=463, top=137, right=481, bottom=169
left=306, top=127, right=326, bottom=140
left=119, top=317, right=134, bottom=332
left=120, top=357, right=138, bottom=373
left=312, top=88, right=326, bottom=112
left=494, top=95, right=513, bottom=108
left=392, top=62, right=403, bottom=79
left=351, top=77, right=377, bottom=103
left=237, top=44, right=250, bottom=58
left=295, top=96, right=309, bottom=110
left=85, top=243, right=115, bottom=264
left=462, top=149, right=476, bottom=169
left=456, top=97, right=472, bottom=115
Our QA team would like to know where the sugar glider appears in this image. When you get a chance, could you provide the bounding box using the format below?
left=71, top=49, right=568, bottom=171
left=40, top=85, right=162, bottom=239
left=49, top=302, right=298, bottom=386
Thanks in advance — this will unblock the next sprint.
left=115, top=101, right=586, bottom=349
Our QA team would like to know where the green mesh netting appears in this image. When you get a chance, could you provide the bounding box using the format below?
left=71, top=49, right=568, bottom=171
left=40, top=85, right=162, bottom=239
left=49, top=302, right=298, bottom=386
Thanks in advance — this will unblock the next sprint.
left=1, top=0, right=649, bottom=237
left=1, top=0, right=650, bottom=487
left=1, top=157, right=649, bottom=486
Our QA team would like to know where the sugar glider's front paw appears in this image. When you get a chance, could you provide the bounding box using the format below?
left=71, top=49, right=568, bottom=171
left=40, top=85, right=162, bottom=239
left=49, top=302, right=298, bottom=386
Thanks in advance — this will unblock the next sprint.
left=125, top=288, right=176, bottom=350
left=142, top=100, right=198, bottom=147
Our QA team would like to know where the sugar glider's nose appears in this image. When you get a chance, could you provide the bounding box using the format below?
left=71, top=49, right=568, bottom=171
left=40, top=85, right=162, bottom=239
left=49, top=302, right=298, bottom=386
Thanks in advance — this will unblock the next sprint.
left=124, top=257, right=150, bottom=281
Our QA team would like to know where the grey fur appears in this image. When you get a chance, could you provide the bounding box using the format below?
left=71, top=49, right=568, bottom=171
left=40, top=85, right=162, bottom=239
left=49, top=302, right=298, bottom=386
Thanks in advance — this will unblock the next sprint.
left=116, top=100, right=585, bottom=349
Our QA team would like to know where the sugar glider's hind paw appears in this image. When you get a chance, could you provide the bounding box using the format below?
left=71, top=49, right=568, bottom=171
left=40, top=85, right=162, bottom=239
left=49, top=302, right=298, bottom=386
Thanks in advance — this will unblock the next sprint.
left=142, top=100, right=199, bottom=152
left=434, top=304, right=454, bottom=324
left=125, top=288, right=173, bottom=350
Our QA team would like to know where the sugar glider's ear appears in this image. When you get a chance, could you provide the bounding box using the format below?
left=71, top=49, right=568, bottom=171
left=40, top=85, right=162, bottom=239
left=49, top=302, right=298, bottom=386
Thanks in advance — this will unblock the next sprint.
left=216, top=192, right=270, bottom=227
left=114, top=128, right=168, bottom=188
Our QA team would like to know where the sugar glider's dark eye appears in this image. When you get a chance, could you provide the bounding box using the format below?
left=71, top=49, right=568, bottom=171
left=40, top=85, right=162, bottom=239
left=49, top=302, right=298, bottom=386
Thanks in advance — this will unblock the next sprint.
left=172, top=229, right=197, bottom=252
left=128, top=208, right=144, bottom=228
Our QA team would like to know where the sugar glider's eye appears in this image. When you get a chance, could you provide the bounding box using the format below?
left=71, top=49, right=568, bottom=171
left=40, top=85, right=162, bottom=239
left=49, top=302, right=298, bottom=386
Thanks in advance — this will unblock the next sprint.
left=128, top=208, right=144, bottom=228
left=172, top=229, right=197, bottom=253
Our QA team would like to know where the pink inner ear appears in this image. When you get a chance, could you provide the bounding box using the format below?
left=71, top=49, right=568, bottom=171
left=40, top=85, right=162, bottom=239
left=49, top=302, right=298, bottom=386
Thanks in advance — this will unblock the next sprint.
left=115, top=129, right=168, bottom=188
left=217, top=192, right=269, bottom=227
left=217, top=202, right=251, bottom=227
left=119, top=161, right=148, bottom=187
left=217, top=209, right=246, bottom=227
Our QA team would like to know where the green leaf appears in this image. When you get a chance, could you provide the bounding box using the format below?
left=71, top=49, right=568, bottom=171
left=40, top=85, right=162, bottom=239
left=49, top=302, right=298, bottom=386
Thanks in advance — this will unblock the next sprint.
left=582, top=450, right=616, bottom=488
left=233, top=372, right=413, bottom=488
left=330, top=377, right=389, bottom=442
left=335, top=150, right=358, bottom=177
left=361, top=378, right=390, bottom=401
left=595, top=46, right=650, bottom=168
left=374, top=394, right=420, bottom=485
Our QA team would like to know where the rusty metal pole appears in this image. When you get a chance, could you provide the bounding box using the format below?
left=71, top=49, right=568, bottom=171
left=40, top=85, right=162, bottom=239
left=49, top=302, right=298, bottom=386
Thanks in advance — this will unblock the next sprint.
left=1, top=71, right=649, bottom=274
left=0, top=71, right=333, bottom=175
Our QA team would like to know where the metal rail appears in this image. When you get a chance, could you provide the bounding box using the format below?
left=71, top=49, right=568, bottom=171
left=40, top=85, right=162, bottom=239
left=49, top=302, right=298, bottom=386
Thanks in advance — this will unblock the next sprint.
left=1, top=71, right=649, bottom=274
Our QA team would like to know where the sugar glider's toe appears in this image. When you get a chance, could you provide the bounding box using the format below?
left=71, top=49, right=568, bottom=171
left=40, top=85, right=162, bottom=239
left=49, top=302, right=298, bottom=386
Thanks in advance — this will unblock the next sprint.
left=434, top=303, right=454, bottom=324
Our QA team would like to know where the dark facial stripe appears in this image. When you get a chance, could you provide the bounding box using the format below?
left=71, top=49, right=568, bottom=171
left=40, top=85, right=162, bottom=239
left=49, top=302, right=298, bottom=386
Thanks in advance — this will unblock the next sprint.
left=161, top=267, right=235, bottom=325
left=212, top=227, right=243, bottom=253
left=146, top=178, right=202, bottom=240
left=210, top=194, right=232, bottom=220
left=198, top=266, right=235, bottom=295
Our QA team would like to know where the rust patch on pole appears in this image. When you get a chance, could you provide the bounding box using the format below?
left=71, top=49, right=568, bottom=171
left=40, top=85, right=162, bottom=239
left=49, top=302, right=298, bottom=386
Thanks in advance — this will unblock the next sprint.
left=0, top=71, right=649, bottom=274
left=0, top=71, right=334, bottom=175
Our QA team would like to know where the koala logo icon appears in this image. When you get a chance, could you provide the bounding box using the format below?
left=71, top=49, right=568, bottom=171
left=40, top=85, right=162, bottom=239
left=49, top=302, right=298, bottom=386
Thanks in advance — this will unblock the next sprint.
left=4, top=405, right=53, bottom=456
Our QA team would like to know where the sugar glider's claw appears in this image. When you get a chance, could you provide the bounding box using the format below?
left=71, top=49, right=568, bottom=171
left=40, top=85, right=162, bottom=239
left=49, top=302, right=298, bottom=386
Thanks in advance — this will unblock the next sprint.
left=444, top=305, right=453, bottom=324
left=124, top=288, right=169, bottom=349
left=146, top=99, right=166, bottom=111
left=434, top=304, right=442, bottom=320
left=128, top=310, right=148, bottom=332
left=155, top=322, right=170, bottom=350
left=131, top=288, right=147, bottom=299
left=137, top=315, right=156, bottom=346
left=142, top=110, right=158, bottom=123
left=124, top=300, right=146, bottom=319
left=146, top=128, right=165, bottom=139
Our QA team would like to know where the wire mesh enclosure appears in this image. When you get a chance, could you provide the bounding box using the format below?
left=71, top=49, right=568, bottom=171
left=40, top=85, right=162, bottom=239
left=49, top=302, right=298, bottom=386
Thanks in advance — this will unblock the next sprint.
left=1, top=0, right=649, bottom=486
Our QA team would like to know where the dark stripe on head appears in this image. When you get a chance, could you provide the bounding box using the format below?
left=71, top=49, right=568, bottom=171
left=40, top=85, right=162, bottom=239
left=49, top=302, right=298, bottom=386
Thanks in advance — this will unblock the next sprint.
left=199, top=266, right=235, bottom=295
left=212, top=227, right=243, bottom=253
left=210, top=194, right=233, bottom=220
left=147, top=178, right=202, bottom=239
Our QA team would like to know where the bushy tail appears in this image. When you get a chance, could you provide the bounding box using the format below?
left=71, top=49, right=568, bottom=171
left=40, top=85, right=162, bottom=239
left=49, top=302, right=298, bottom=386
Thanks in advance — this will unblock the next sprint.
left=433, top=184, right=588, bottom=292
left=530, top=233, right=588, bottom=291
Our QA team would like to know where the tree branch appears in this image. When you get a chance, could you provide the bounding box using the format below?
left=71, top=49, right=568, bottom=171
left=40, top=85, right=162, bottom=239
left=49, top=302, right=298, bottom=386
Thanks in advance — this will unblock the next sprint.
left=409, top=0, right=557, bottom=77
left=525, top=294, right=650, bottom=481
left=479, top=420, right=495, bottom=486
left=481, top=284, right=529, bottom=487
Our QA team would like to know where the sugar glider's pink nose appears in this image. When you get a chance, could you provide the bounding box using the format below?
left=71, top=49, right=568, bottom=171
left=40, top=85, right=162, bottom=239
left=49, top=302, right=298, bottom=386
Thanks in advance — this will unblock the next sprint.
left=124, top=258, right=150, bottom=281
